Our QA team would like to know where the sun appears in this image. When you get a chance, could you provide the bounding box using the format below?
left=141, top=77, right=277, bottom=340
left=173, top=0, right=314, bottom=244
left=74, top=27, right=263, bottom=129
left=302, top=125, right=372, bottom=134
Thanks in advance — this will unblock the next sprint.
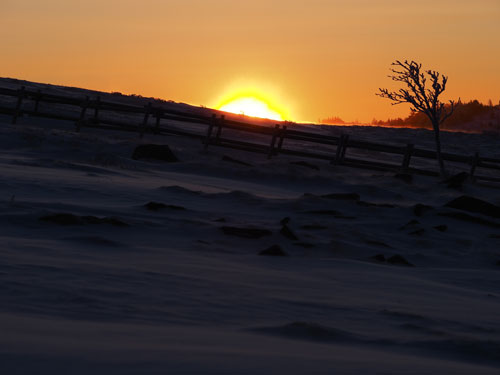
left=218, top=96, right=284, bottom=121
left=214, top=81, right=291, bottom=121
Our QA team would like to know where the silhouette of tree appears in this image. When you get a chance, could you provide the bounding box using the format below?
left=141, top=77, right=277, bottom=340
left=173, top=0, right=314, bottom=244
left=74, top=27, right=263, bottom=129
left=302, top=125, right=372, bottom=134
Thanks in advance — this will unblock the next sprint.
left=378, top=60, right=457, bottom=176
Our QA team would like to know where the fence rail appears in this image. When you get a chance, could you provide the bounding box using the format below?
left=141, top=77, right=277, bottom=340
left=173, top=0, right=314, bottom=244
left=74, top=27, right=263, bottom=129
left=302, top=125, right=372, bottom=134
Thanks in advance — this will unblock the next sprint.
left=1, top=85, right=499, bottom=183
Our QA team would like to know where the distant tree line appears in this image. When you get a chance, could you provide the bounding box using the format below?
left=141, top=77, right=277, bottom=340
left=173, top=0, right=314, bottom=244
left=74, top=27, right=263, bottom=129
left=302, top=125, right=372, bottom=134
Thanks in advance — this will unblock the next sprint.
left=374, top=99, right=500, bottom=132
left=321, top=99, right=500, bottom=133
left=318, top=116, right=346, bottom=125
left=318, top=116, right=364, bottom=126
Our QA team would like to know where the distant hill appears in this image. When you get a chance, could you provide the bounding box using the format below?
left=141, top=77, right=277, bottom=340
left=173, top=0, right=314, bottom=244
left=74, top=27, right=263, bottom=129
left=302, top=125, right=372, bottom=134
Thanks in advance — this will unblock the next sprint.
left=0, top=77, right=213, bottom=118
left=0, top=77, right=287, bottom=128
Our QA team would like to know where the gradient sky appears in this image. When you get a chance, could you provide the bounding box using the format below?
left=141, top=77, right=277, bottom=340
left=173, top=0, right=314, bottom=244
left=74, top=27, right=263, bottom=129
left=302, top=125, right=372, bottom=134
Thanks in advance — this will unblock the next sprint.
left=1, top=0, right=499, bottom=122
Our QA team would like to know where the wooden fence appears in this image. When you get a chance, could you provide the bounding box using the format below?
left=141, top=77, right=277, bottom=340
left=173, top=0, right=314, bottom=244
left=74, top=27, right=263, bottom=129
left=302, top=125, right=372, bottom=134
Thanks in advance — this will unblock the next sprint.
left=1, top=85, right=499, bottom=183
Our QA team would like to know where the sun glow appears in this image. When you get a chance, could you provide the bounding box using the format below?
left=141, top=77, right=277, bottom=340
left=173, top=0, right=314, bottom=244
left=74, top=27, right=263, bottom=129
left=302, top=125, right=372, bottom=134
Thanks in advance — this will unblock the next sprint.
left=214, top=81, right=292, bottom=122
left=218, top=96, right=284, bottom=121
left=214, top=81, right=292, bottom=121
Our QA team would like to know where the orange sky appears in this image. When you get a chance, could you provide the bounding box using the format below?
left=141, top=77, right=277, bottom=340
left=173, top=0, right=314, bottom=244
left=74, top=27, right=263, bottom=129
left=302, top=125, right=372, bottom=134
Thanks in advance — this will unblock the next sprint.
left=1, top=0, right=499, bottom=123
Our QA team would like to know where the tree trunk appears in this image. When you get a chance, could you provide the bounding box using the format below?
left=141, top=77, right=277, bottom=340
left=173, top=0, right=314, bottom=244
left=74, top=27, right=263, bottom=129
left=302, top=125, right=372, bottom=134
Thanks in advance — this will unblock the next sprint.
left=432, top=121, right=446, bottom=177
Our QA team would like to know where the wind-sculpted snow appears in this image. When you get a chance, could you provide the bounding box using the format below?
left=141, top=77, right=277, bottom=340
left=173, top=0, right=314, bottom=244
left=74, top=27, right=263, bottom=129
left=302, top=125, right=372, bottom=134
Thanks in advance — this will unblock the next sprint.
left=11, top=157, right=130, bottom=176
left=0, top=111, right=500, bottom=374
left=253, top=321, right=500, bottom=366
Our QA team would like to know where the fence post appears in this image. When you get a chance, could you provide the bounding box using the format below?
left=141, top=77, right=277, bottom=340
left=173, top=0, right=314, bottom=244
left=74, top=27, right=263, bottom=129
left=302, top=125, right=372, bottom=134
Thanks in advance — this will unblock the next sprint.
left=332, top=134, right=343, bottom=164
left=34, top=89, right=42, bottom=114
left=93, top=95, right=101, bottom=124
left=401, top=143, right=414, bottom=171
left=470, top=152, right=480, bottom=180
left=276, top=125, right=287, bottom=155
left=332, top=133, right=348, bottom=165
left=268, top=124, right=281, bottom=159
left=215, top=115, right=224, bottom=144
left=204, top=114, right=217, bottom=150
left=12, top=86, right=26, bottom=124
left=139, top=102, right=152, bottom=138
left=341, top=134, right=349, bottom=161
left=75, top=96, right=89, bottom=132
left=154, top=109, right=162, bottom=133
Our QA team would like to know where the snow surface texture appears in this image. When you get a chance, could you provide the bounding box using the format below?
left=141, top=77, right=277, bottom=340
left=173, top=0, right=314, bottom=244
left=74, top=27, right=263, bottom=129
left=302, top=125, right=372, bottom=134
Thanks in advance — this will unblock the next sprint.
left=1, top=96, right=500, bottom=374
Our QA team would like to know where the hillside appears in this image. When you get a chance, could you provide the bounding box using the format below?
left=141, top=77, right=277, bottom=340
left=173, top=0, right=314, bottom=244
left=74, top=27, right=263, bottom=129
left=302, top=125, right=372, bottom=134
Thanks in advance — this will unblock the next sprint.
left=0, top=79, right=499, bottom=374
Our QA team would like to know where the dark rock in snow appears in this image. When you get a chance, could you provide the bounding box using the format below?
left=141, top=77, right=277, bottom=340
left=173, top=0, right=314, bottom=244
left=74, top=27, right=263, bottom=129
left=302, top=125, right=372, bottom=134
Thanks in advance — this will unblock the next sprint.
left=280, top=224, right=299, bottom=241
left=321, top=193, right=360, bottom=201
left=301, top=224, right=328, bottom=230
left=496, top=260, right=500, bottom=267
left=259, top=245, right=288, bottom=256
left=214, top=218, right=226, bottom=222
left=301, top=193, right=316, bottom=198
left=371, top=254, right=386, bottom=262
left=40, top=213, right=128, bottom=227
left=365, top=240, right=391, bottom=248
left=394, top=173, right=413, bottom=183
left=357, top=201, right=396, bottom=208
left=444, top=196, right=500, bottom=219
left=132, top=144, right=178, bottom=162
left=144, top=201, right=167, bottom=211
left=336, top=214, right=357, bottom=219
left=222, top=155, right=253, bottom=167
left=83, top=216, right=128, bottom=227
left=444, top=172, right=469, bottom=189
left=64, top=235, right=124, bottom=247
left=305, top=210, right=355, bottom=219
left=144, top=201, right=185, bottom=211
left=293, top=242, right=315, bottom=248
left=413, top=204, right=433, bottom=217
left=434, top=224, right=448, bottom=232
left=306, top=209, right=341, bottom=215
left=221, top=226, right=272, bottom=239
left=387, top=254, right=415, bottom=267
left=290, top=161, right=320, bottom=170
left=400, top=219, right=420, bottom=230
left=438, top=212, right=500, bottom=228
left=167, top=204, right=186, bottom=211
left=280, top=217, right=290, bottom=225
left=409, top=229, right=425, bottom=236
left=39, top=213, right=82, bottom=225
left=258, top=321, right=352, bottom=342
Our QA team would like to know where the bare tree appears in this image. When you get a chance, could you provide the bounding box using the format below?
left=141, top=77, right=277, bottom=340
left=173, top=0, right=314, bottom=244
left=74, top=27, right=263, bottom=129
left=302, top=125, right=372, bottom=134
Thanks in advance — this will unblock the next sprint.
left=378, top=60, right=456, bottom=176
